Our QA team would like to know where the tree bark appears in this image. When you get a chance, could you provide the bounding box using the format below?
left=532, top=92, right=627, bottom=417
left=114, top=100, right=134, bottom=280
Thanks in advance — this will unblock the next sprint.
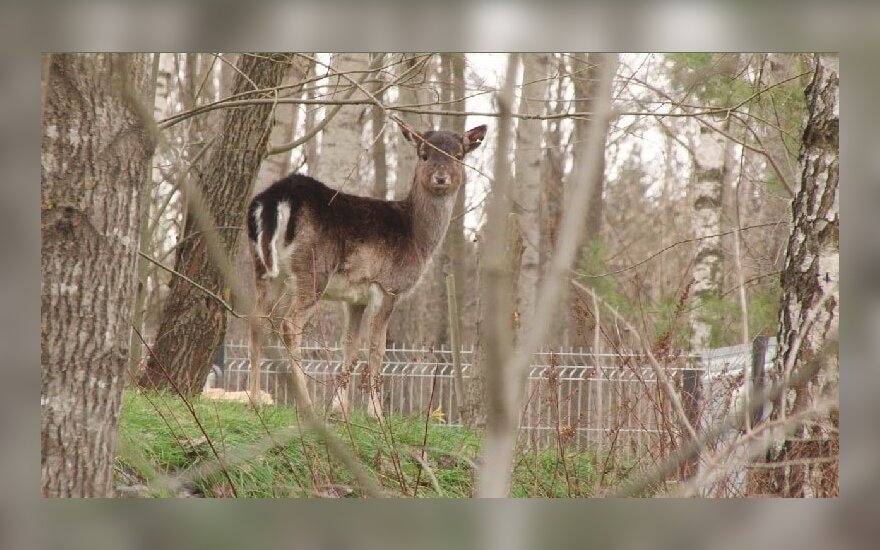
left=761, top=54, right=839, bottom=497
left=226, top=57, right=310, bottom=346
left=394, top=54, right=429, bottom=200
left=566, top=53, right=616, bottom=347
left=138, top=53, right=289, bottom=395
left=571, top=54, right=608, bottom=246
left=370, top=53, right=389, bottom=199
left=690, top=125, right=725, bottom=351
left=389, top=54, right=433, bottom=344
left=41, top=53, right=155, bottom=497
left=312, top=53, right=370, bottom=196
left=540, top=56, right=567, bottom=346
left=514, top=54, right=549, bottom=339
left=435, top=53, right=469, bottom=347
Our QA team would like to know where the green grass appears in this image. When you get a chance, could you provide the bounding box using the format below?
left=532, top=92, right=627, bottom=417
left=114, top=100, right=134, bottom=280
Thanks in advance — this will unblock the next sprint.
left=116, top=390, right=625, bottom=498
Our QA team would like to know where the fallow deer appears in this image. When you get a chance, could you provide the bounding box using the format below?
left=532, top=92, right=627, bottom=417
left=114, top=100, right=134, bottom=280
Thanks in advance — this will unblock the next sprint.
left=246, top=124, right=487, bottom=416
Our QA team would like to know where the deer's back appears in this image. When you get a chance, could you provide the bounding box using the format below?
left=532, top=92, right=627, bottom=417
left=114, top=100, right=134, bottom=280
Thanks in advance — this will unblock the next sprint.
left=248, top=173, right=424, bottom=299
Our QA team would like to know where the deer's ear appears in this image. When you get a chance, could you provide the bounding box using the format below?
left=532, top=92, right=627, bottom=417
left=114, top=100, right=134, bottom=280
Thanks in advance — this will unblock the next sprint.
left=402, top=127, right=425, bottom=145
left=463, top=125, right=487, bottom=153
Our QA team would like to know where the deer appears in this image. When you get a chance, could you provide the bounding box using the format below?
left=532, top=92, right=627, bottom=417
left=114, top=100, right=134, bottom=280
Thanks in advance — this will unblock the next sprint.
left=246, top=124, right=487, bottom=418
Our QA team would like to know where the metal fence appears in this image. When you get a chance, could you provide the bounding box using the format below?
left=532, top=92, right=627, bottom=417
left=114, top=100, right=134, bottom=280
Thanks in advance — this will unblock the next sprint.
left=218, top=340, right=762, bottom=462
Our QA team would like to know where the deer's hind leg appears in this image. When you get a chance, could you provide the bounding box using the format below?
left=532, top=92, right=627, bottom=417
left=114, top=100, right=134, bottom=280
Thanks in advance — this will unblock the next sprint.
left=277, top=286, right=323, bottom=415
left=248, top=265, right=270, bottom=407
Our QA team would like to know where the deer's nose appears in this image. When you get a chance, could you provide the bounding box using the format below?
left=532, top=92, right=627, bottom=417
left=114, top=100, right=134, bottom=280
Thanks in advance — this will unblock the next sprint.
left=433, top=174, right=448, bottom=185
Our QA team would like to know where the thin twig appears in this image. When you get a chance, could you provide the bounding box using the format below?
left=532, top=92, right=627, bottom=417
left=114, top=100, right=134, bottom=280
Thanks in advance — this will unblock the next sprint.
left=138, top=251, right=243, bottom=318
left=569, top=279, right=699, bottom=443
left=577, top=221, right=784, bottom=279
left=132, top=326, right=240, bottom=498
left=407, top=450, right=443, bottom=497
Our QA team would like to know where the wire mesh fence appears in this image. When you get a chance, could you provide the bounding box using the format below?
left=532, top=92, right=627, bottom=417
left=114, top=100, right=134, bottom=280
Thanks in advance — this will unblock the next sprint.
left=215, top=340, right=768, bottom=466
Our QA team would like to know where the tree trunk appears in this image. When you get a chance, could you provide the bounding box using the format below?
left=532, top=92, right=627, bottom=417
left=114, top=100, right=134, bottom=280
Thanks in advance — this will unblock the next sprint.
left=540, top=56, right=567, bottom=346
left=138, top=53, right=289, bottom=395
left=431, top=53, right=470, bottom=348
left=761, top=54, right=839, bottom=497
left=571, top=54, right=608, bottom=247
left=566, top=53, right=616, bottom=347
left=446, top=54, right=469, bottom=338
left=394, top=54, right=429, bottom=200
left=389, top=54, right=433, bottom=344
left=514, top=53, right=549, bottom=338
left=370, top=53, right=388, bottom=199
left=41, top=53, right=155, bottom=497
left=312, top=53, right=370, bottom=196
left=226, top=57, right=310, bottom=346
left=690, top=125, right=725, bottom=351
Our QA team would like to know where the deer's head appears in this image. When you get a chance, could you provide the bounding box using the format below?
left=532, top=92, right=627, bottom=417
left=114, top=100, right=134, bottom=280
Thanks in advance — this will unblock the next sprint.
left=403, top=124, right=487, bottom=196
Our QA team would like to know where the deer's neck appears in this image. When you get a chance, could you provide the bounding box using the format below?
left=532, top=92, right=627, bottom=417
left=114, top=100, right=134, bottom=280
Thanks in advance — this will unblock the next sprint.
left=403, top=182, right=456, bottom=261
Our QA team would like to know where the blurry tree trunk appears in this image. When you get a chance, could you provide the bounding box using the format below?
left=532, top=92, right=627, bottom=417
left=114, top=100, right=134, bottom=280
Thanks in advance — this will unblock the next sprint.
left=540, top=56, right=567, bottom=346
left=466, top=54, right=519, bottom=430
left=719, top=118, right=739, bottom=292
left=566, top=53, right=616, bottom=347
left=41, top=53, right=155, bottom=497
left=690, top=126, right=725, bottom=351
left=226, top=57, right=310, bottom=347
left=138, top=53, right=288, bottom=395
left=303, top=58, right=320, bottom=175
left=442, top=53, right=468, bottom=333
left=370, top=53, right=388, bottom=199
left=571, top=54, right=608, bottom=246
left=394, top=54, right=429, bottom=199
left=389, top=54, right=432, bottom=345
left=257, top=62, right=308, bottom=188
left=514, top=53, right=549, bottom=338
left=760, top=54, right=839, bottom=497
left=128, top=53, right=160, bottom=378
left=313, top=53, right=370, bottom=195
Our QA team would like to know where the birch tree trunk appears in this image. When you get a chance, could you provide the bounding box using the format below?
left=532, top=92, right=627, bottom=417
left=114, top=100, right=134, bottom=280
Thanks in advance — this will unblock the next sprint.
left=566, top=53, right=616, bottom=347
left=514, top=53, right=549, bottom=338
left=572, top=53, right=608, bottom=247
left=313, top=53, right=370, bottom=195
left=389, top=54, right=432, bottom=344
left=370, top=53, right=389, bottom=199
left=761, top=54, right=839, bottom=497
left=394, top=54, right=429, bottom=200
left=441, top=53, right=469, bottom=331
left=690, top=126, right=726, bottom=351
left=540, top=57, right=567, bottom=346
left=138, top=53, right=288, bottom=395
left=41, top=53, right=155, bottom=497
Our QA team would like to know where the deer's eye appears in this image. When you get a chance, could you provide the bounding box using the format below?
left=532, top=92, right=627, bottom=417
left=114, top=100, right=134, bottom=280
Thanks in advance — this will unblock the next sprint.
left=420, top=150, right=429, bottom=161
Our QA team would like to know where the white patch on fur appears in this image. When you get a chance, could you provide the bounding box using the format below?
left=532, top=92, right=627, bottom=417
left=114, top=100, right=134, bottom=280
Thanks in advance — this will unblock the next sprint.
left=253, top=204, right=266, bottom=270
left=267, top=202, right=291, bottom=278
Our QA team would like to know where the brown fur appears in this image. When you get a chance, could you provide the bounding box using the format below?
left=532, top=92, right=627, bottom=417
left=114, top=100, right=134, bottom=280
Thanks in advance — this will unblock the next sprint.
left=246, top=125, right=487, bottom=414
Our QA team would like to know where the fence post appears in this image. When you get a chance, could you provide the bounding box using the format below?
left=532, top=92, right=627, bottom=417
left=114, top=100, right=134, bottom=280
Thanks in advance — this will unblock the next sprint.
left=749, top=335, right=769, bottom=428
left=681, top=355, right=703, bottom=480
left=446, top=273, right=466, bottom=423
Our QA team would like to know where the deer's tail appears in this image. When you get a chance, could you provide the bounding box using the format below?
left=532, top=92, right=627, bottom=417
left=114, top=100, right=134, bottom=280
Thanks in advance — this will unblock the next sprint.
left=247, top=197, right=286, bottom=278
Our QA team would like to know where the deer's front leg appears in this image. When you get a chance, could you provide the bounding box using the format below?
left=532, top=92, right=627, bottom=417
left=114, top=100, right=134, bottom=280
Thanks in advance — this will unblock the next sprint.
left=365, top=286, right=396, bottom=421
left=331, top=303, right=366, bottom=415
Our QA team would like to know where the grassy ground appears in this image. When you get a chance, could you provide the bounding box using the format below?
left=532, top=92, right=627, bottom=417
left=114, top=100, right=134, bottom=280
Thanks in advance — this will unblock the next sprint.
left=116, top=390, right=633, bottom=498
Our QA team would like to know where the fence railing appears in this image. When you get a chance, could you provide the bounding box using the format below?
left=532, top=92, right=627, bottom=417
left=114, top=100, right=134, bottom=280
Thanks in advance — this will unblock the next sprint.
left=218, top=341, right=762, bottom=461
left=210, top=338, right=775, bottom=492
